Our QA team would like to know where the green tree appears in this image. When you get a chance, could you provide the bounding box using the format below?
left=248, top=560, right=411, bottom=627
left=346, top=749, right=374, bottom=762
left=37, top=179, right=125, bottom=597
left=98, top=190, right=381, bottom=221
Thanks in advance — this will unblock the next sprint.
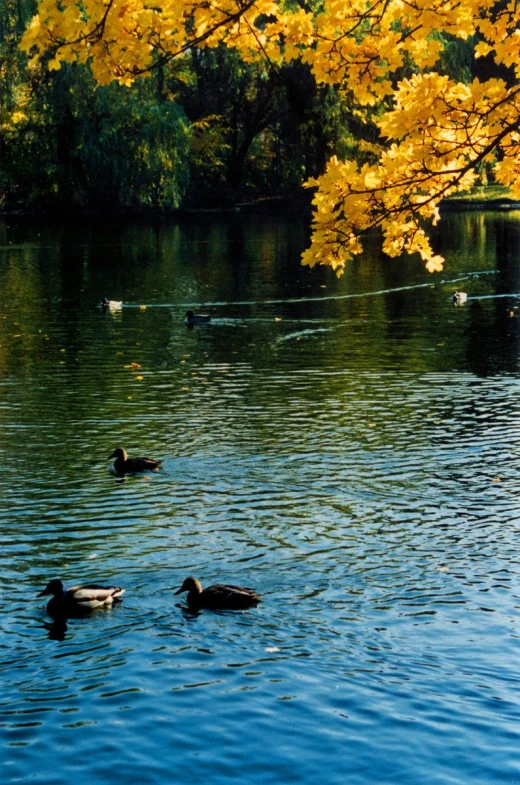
left=1, top=2, right=191, bottom=211
left=48, top=66, right=192, bottom=209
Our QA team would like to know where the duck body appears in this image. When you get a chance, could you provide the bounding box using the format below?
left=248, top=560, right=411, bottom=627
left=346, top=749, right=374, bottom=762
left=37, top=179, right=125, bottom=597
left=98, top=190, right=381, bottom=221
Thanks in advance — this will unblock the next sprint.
left=452, top=291, right=468, bottom=304
left=37, top=579, right=125, bottom=618
left=186, top=310, right=211, bottom=324
left=109, top=447, right=162, bottom=476
left=175, top=576, right=260, bottom=610
left=101, top=298, right=123, bottom=309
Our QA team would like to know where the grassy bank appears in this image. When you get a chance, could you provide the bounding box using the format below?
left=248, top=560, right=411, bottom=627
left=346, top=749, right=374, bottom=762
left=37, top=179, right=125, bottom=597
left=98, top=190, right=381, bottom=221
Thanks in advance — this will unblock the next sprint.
left=443, top=184, right=520, bottom=210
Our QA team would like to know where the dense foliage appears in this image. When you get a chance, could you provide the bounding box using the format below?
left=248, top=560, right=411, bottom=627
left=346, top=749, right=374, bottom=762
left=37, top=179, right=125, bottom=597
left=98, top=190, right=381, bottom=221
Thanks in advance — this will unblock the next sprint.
left=1, top=1, right=192, bottom=209
left=1, top=0, right=351, bottom=212
left=2, top=1, right=520, bottom=272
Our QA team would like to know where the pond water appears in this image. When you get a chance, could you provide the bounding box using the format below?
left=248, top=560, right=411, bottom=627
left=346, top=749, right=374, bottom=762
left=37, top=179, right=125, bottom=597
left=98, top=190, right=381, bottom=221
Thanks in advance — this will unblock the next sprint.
left=0, top=211, right=519, bottom=785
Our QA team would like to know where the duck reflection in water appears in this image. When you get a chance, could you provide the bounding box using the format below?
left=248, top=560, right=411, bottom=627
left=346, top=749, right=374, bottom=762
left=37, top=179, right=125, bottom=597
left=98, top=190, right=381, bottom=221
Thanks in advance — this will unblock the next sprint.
left=504, top=307, right=519, bottom=339
left=44, top=619, right=68, bottom=641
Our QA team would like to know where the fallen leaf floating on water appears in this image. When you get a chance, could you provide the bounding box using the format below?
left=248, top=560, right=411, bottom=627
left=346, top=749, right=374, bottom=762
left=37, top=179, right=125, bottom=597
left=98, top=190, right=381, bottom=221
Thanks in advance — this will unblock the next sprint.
left=492, top=477, right=502, bottom=483
left=139, top=305, right=146, bottom=310
left=275, top=317, right=282, bottom=321
left=124, top=362, right=142, bottom=369
left=134, top=375, right=144, bottom=381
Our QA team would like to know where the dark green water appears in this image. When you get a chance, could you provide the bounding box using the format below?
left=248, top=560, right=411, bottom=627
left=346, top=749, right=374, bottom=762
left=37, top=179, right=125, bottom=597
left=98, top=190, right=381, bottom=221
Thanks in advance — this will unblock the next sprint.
left=0, top=211, right=519, bottom=784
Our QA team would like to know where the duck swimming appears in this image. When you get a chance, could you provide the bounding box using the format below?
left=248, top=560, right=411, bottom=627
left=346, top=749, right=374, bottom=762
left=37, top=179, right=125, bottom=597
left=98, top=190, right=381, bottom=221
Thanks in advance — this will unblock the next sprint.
left=37, top=579, right=125, bottom=618
left=101, top=298, right=123, bottom=309
left=452, top=291, right=468, bottom=304
left=186, top=310, right=211, bottom=324
left=175, top=576, right=261, bottom=610
left=109, top=447, right=162, bottom=476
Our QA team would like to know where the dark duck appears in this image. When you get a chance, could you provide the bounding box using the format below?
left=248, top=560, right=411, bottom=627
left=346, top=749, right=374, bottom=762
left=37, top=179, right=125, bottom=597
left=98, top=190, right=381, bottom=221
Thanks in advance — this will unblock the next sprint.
left=109, top=447, right=162, bottom=476
left=175, top=576, right=261, bottom=610
left=186, top=310, right=211, bottom=324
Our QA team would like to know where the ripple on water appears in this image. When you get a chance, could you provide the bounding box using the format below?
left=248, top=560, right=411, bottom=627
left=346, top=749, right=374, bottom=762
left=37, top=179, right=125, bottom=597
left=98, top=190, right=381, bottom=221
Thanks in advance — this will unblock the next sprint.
left=1, top=218, right=520, bottom=784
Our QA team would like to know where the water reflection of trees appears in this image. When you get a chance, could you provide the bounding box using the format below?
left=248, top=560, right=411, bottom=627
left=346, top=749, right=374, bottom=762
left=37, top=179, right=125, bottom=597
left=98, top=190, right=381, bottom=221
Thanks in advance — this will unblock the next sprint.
left=1, top=212, right=519, bottom=444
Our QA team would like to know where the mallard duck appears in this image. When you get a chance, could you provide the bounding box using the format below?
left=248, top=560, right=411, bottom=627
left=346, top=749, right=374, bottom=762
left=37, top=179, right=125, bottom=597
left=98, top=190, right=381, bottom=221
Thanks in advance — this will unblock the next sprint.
left=175, top=576, right=261, bottom=610
left=109, top=447, right=162, bottom=476
left=101, top=298, right=123, bottom=309
left=452, top=291, right=468, bottom=304
left=37, top=579, right=125, bottom=618
left=186, top=310, right=211, bottom=324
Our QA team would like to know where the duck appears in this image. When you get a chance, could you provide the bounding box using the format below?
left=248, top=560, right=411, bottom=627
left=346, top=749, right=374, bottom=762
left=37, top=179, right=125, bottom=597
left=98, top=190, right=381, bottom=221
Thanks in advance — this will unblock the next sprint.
left=175, top=576, right=261, bottom=610
left=452, top=291, right=468, bottom=304
left=101, top=298, right=123, bottom=309
left=186, top=310, right=211, bottom=324
left=109, top=447, right=162, bottom=476
left=37, top=579, right=125, bottom=618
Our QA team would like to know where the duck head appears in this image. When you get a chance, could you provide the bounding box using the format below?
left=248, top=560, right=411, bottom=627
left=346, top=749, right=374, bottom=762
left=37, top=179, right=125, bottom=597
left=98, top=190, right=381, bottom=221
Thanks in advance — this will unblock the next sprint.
left=109, top=448, right=127, bottom=461
left=38, top=579, right=65, bottom=598
left=175, top=577, right=202, bottom=595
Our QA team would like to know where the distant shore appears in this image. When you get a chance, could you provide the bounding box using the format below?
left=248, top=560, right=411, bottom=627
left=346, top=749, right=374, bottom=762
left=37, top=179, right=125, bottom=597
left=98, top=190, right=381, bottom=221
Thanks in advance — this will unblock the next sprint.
left=441, top=185, right=520, bottom=211
left=2, top=186, right=520, bottom=219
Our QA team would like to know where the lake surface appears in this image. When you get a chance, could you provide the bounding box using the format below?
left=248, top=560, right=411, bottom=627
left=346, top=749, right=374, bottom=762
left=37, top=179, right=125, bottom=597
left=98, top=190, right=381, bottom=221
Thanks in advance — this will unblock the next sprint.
left=0, top=211, right=519, bottom=785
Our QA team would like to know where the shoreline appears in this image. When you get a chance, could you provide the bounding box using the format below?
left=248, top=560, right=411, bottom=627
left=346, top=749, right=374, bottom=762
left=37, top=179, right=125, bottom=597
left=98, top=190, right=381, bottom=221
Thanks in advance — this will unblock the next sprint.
left=2, top=195, right=520, bottom=220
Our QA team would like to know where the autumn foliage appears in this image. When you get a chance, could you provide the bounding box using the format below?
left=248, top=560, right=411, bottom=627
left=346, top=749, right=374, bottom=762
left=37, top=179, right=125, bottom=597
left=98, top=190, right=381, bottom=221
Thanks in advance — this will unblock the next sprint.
left=19, top=0, right=520, bottom=273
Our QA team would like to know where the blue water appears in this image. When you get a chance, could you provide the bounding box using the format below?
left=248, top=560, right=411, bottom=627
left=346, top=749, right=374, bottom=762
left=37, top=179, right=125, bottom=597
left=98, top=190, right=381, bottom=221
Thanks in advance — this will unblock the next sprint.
left=0, top=212, right=519, bottom=784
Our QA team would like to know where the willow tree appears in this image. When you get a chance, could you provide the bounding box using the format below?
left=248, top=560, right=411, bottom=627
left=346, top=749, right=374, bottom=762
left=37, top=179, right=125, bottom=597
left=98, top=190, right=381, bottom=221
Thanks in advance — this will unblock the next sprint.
left=20, top=0, right=520, bottom=273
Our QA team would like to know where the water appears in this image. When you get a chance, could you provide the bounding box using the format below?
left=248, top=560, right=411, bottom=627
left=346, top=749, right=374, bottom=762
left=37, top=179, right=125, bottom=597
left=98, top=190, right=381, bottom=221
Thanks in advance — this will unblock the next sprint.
left=0, top=211, right=519, bottom=784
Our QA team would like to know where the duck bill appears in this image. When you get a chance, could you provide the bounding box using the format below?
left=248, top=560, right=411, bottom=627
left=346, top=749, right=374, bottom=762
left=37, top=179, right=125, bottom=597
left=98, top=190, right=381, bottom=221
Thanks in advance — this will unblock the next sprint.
left=108, top=452, right=116, bottom=459
left=174, top=587, right=185, bottom=595
left=37, top=588, right=50, bottom=597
